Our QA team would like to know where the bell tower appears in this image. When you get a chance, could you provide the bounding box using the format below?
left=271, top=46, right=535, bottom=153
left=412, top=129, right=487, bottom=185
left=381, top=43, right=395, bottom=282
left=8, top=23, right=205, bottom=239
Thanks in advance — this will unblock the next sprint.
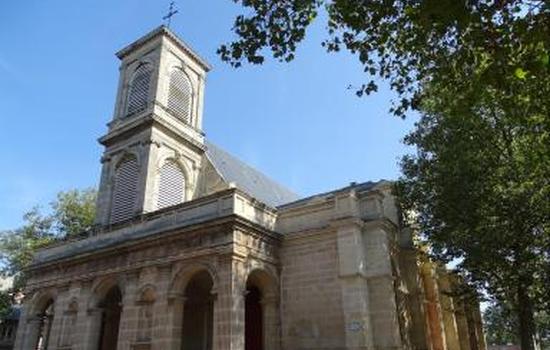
left=95, top=26, right=211, bottom=225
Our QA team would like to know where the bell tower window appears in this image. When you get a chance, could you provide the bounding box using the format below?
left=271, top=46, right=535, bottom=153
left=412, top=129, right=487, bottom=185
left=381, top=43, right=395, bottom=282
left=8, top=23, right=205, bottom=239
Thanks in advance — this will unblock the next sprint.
left=157, top=159, right=185, bottom=209
left=126, top=64, right=152, bottom=116
left=110, top=155, right=139, bottom=223
left=167, top=69, right=192, bottom=123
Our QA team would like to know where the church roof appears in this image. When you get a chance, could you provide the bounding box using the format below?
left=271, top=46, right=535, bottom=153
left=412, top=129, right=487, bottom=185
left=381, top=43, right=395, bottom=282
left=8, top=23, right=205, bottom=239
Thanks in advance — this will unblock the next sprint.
left=205, top=141, right=300, bottom=208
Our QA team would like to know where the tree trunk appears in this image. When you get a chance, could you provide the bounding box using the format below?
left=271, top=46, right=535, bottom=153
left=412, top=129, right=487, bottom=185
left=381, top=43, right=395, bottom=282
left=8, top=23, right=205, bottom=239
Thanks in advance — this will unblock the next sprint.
left=517, top=285, right=538, bottom=350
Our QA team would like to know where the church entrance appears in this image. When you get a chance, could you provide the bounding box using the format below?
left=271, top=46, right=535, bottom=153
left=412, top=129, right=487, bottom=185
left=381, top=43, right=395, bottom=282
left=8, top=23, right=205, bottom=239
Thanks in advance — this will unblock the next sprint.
left=245, top=285, right=263, bottom=350
left=97, top=286, right=122, bottom=350
left=182, top=271, right=214, bottom=350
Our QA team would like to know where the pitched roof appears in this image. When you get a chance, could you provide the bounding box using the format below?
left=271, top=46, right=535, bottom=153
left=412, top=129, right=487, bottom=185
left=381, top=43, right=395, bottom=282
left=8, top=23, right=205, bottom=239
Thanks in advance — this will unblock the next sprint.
left=205, top=141, right=300, bottom=208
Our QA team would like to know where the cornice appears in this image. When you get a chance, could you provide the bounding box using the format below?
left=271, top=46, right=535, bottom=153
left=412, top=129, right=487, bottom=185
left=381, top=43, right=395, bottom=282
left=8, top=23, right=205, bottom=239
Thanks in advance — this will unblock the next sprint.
left=115, top=25, right=212, bottom=72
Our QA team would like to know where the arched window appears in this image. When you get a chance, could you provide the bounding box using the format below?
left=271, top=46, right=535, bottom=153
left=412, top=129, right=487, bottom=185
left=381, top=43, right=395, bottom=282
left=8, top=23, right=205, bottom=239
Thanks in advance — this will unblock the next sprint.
left=110, top=155, right=139, bottom=223
left=167, top=69, right=192, bottom=123
left=157, top=160, right=185, bottom=210
left=126, top=64, right=152, bottom=116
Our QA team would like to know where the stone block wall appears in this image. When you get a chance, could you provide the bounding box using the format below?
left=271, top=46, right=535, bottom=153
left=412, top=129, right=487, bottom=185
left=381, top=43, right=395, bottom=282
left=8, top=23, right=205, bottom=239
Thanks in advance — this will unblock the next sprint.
left=280, top=229, right=346, bottom=349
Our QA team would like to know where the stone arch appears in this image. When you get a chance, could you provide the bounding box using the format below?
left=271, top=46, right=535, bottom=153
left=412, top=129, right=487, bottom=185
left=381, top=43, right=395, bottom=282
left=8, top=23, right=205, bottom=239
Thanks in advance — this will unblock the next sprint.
left=109, top=150, right=142, bottom=185
left=25, top=289, right=57, bottom=350
left=89, top=276, right=125, bottom=350
left=124, top=61, right=153, bottom=116
left=245, top=265, right=279, bottom=298
left=89, top=275, right=126, bottom=310
left=166, top=66, right=194, bottom=124
left=167, top=262, right=218, bottom=350
left=244, top=265, right=281, bottom=350
left=169, top=262, right=219, bottom=297
left=155, top=151, right=192, bottom=184
left=109, top=151, right=141, bottom=224
left=28, top=289, right=57, bottom=317
left=154, top=153, right=191, bottom=209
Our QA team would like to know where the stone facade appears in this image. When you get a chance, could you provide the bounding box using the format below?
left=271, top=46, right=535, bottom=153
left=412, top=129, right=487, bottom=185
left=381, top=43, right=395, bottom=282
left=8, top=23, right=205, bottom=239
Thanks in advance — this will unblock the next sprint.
left=14, top=26, right=486, bottom=350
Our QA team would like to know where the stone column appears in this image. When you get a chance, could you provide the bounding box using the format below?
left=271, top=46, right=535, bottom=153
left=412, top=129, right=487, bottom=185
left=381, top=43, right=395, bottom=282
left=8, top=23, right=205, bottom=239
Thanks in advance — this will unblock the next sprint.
left=332, top=217, right=374, bottom=350
left=152, top=266, right=179, bottom=350
left=398, top=248, right=429, bottom=350
left=421, top=263, right=447, bottom=350
left=363, top=221, right=403, bottom=350
left=45, top=288, right=69, bottom=349
left=161, top=292, right=185, bottom=350
left=117, top=273, right=139, bottom=350
left=438, top=274, right=461, bottom=350
left=212, top=256, right=245, bottom=350
left=12, top=304, right=28, bottom=350
left=454, top=297, right=472, bottom=350
left=81, top=308, right=103, bottom=350
left=17, top=316, right=41, bottom=350
left=261, top=293, right=280, bottom=350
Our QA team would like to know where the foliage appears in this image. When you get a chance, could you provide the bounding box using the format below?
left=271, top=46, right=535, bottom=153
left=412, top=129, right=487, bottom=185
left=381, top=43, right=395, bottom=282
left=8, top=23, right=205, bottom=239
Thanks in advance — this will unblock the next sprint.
left=484, top=300, right=550, bottom=348
left=0, top=290, right=12, bottom=319
left=0, top=188, right=97, bottom=315
left=220, top=0, right=550, bottom=348
left=396, top=52, right=549, bottom=349
left=51, top=189, right=96, bottom=237
left=484, top=301, right=521, bottom=346
left=220, top=0, right=550, bottom=117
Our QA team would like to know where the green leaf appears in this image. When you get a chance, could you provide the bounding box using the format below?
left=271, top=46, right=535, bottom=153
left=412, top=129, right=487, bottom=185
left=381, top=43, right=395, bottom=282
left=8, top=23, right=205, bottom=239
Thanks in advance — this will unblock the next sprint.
left=514, top=67, right=528, bottom=79
left=539, top=53, right=549, bottom=66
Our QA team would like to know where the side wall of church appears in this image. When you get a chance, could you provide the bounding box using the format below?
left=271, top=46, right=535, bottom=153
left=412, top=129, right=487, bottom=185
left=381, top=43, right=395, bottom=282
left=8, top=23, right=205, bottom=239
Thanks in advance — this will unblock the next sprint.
left=280, top=228, right=346, bottom=349
left=277, top=184, right=406, bottom=350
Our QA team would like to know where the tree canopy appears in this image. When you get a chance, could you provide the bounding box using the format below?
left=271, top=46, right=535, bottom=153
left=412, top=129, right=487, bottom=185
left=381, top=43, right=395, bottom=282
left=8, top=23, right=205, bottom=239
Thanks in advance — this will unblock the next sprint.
left=0, top=188, right=97, bottom=312
left=219, top=1, right=550, bottom=348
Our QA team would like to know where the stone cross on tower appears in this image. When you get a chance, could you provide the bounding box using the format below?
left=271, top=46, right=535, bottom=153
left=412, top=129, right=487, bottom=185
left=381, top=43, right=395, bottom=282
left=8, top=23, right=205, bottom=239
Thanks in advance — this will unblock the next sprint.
left=163, top=1, right=179, bottom=28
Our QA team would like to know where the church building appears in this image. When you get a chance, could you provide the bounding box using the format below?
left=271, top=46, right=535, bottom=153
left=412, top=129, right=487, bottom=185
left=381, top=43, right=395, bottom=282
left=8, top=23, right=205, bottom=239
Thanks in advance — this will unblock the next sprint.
left=14, top=26, right=486, bottom=350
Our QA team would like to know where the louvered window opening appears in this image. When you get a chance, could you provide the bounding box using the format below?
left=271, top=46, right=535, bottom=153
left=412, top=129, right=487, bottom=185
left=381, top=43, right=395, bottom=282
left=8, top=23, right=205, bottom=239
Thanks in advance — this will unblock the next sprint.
left=126, top=64, right=152, bottom=116
left=157, top=160, right=185, bottom=210
left=167, top=70, right=192, bottom=123
left=111, top=156, right=139, bottom=223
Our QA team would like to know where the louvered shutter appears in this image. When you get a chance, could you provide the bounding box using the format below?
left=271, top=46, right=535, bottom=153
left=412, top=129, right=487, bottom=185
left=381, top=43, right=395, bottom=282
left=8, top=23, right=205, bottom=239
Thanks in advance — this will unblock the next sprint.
left=126, top=64, right=152, bottom=116
left=167, top=70, right=192, bottom=123
left=157, top=160, right=185, bottom=209
left=110, top=156, right=139, bottom=223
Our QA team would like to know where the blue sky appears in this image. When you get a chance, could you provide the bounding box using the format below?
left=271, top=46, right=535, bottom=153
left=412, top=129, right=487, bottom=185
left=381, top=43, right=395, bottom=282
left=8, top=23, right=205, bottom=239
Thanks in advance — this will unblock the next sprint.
left=0, top=0, right=416, bottom=230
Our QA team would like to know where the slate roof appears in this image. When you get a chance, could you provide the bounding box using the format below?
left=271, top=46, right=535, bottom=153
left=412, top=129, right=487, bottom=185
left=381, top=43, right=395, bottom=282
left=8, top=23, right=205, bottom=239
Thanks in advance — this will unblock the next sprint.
left=205, top=141, right=300, bottom=208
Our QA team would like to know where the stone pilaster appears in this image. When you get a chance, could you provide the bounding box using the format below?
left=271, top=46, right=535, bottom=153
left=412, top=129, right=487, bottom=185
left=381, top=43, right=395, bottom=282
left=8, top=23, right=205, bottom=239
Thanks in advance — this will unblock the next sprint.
left=152, top=265, right=177, bottom=350
left=438, top=274, right=461, bottom=350
left=81, top=307, right=103, bottom=350
left=45, top=287, right=69, bottom=349
left=212, top=256, right=245, bottom=350
left=261, top=293, right=280, bottom=350
left=364, top=221, right=403, bottom=350
left=332, top=217, right=373, bottom=350
left=117, top=273, right=139, bottom=350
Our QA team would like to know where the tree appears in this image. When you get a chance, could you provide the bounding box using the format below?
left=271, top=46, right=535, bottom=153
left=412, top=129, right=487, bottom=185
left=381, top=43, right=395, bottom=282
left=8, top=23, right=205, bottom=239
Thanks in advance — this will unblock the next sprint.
left=219, top=1, right=550, bottom=348
left=0, top=188, right=97, bottom=312
left=485, top=300, right=550, bottom=348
